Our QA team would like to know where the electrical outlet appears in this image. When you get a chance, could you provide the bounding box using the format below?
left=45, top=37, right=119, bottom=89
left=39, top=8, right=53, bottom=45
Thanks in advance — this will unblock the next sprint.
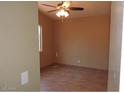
left=77, top=59, right=81, bottom=63
left=21, top=71, right=28, bottom=85
left=56, top=52, right=58, bottom=57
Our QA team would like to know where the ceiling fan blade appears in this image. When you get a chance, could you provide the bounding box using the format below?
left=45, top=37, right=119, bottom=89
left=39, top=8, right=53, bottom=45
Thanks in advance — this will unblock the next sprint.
left=57, top=1, right=64, bottom=6
left=42, top=4, right=56, bottom=8
left=69, top=7, right=84, bottom=11
left=48, top=9, right=58, bottom=13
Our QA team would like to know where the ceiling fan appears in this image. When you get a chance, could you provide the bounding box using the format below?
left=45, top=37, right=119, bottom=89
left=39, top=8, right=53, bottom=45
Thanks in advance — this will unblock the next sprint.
left=42, top=1, right=84, bottom=18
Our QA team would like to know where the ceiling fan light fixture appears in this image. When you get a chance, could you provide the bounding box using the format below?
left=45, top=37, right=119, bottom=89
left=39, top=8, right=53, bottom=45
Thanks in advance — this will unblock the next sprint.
left=42, top=1, right=84, bottom=20
left=56, top=9, right=69, bottom=18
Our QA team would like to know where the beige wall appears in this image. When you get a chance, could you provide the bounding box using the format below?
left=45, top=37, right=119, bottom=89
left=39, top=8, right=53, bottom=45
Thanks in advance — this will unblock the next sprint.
left=0, top=2, right=40, bottom=91
left=107, top=2, right=123, bottom=91
left=38, top=11, right=54, bottom=68
left=53, top=15, right=110, bottom=70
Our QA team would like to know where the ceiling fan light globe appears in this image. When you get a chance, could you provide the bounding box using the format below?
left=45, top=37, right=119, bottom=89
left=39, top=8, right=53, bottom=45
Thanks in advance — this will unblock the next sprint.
left=63, top=11, right=69, bottom=17
left=56, top=9, right=69, bottom=18
left=56, top=12, right=61, bottom=17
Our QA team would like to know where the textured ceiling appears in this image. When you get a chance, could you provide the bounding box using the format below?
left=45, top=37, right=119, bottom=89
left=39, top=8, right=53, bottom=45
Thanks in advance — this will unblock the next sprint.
left=38, top=1, right=111, bottom=20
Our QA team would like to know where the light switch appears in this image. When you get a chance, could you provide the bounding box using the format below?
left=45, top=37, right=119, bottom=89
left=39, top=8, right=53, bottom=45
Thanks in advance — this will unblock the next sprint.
left=21, top=71, right=28, bottom=85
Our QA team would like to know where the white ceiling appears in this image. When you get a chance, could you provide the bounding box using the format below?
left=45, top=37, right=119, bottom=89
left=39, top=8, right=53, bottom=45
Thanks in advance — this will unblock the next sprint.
left=38, top=1, right=111, bottom=20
